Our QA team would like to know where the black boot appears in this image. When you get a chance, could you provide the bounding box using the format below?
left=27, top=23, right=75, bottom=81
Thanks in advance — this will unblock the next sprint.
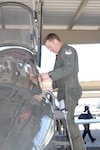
left=91, top=138, right=96, bottom=143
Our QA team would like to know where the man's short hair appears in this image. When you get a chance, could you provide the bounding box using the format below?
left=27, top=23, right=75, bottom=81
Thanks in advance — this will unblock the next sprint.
left=44, top=33, right=61, bottom=44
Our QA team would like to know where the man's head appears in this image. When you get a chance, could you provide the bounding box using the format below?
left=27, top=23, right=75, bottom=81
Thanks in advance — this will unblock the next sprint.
left=84, top=105, right=89, bottom=112
left=44, top=33, right=63, bottom=53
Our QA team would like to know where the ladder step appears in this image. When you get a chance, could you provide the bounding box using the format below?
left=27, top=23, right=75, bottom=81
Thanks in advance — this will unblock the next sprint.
left=53, top=110, right=73, bottom=150
left=54, top=110, right=66, bottom=119
left=53, top=135, right=70, bottom=146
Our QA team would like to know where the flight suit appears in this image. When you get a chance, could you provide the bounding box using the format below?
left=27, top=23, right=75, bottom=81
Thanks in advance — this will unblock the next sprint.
left=49, top=43, right=86, bottom=150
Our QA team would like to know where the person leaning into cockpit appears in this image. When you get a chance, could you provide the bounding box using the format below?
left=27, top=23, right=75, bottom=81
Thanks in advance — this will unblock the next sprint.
left=39, top=33, right=85, bottom=150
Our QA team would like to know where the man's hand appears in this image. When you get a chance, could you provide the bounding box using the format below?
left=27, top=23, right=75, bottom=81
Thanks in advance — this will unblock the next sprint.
left=19, top=110, right=32, bottom=122
left=40, top=73, right=50, bottom=80
left=39, top=74, right=53, bottom=91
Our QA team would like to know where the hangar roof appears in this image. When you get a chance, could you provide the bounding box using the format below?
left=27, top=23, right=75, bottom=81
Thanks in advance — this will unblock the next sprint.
left=0, top=0, right=100, bottom=44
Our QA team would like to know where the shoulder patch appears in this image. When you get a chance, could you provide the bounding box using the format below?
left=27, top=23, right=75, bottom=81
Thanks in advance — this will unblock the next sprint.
left=65, top=49, right=72, bottom=55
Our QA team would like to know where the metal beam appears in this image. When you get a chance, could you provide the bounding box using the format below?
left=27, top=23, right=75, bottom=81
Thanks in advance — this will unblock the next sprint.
left=82, top=93, right=100, bottom=98
left=75, top=119, right=100, bottom=124
left=54, top=82, right=100, bottom=91
left=0, top=29, right=100, bottom=44
left=42, top=30, right=100, bottom=44
left=67, top=0, right=89, bottom=30
left=80, top=81, right=100, bottom=91
left=54, top=81, right=100, bottom=98
left=0, top=8, right=5, bottom=29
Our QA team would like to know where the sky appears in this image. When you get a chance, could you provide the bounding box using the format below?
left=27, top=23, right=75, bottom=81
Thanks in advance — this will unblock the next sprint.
left=38, top=44, right=100, bottom=82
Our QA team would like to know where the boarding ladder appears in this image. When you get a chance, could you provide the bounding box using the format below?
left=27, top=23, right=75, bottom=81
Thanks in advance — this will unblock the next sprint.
left=51, top=109, right=74, bottom=150
left=45, top=91, right=74, bottom=150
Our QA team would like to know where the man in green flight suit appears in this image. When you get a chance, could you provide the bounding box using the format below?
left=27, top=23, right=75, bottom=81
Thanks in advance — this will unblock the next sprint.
left=40, top=33, right=86, bottom=150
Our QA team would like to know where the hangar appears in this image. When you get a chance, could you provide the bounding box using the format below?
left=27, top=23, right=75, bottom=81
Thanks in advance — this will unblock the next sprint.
left=0, top=1, right=100, bottom=149
left=0, top=0, right=100, bottom=44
